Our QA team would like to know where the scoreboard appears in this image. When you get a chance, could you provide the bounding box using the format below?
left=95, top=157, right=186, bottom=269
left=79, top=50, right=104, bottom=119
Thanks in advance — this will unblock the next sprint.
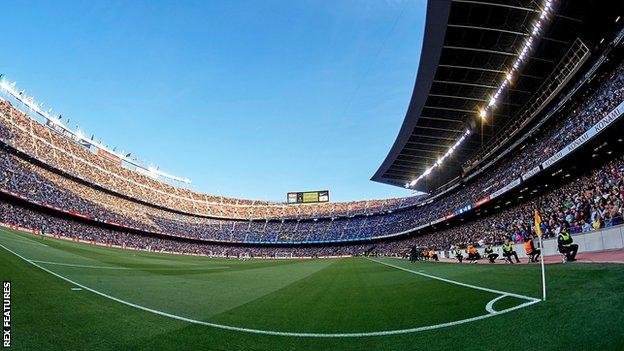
left=287, top=190, right=329, bottom=204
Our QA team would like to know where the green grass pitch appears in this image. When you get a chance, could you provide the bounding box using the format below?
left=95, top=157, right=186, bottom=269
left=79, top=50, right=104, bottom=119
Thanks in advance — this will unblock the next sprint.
left=1, top=228, right=624, bottom=350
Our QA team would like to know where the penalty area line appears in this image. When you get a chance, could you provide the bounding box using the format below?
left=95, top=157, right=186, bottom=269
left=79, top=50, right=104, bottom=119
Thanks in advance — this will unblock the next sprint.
left=0, top=243, right=539, bottom=338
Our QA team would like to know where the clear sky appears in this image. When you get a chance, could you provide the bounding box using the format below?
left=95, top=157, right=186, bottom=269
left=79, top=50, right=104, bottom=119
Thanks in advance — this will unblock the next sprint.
left=1, top=0, right=426, bottom=202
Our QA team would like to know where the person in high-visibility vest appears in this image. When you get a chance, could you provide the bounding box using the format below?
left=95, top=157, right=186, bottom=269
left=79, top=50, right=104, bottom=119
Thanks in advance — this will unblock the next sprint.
left=484, top=244, right=498, bottom=263
left=429, top=249, right=439, bottom=262
left=454, top=246, right=463, bottom=263
left=467, top=245, right=479, bottom=263
left=502, top=239, right=520, bottom=264
left=558, top=224, right=578, bottom=262
left=523, top=236, right=541, bottom=263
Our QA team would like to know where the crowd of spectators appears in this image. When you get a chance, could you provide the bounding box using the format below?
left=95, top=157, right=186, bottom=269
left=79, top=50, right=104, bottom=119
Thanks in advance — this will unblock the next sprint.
left=410, top=61, right=624, bottom=222
left=1, top=133, right=623, bottom=245
left=373, top=156, right=624, bottom=253
left=0, top=100, right=424, bottom=220
left=0, top=143, right=437, bottom=242
left=0, top=201, right=374, bottom=258
left=2, top=59, right=622, bottom=224
left=1, top=152, right=622, bottom=258
left=0, top=60, right=622, bottom=245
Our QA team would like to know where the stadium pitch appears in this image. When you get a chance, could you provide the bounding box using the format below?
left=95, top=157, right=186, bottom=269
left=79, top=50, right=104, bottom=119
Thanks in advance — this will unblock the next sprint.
left=1, top=228, right=624, bottom=350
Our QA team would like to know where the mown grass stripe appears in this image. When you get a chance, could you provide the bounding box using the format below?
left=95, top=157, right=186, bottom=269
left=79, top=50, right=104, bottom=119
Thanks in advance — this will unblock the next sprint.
left=31, top=260, right=229, bottom=271
left=0, top=242, right=540, bottom=338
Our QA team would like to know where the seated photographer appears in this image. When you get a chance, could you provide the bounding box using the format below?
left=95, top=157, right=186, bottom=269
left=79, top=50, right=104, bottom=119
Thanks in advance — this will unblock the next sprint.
left=558, top=223, right=579, bottom=262
left=502, top=239, right=520, bottom=264
left=483, top=244, right=498, bottom=263
left=523, top=236, right=541, bottom=263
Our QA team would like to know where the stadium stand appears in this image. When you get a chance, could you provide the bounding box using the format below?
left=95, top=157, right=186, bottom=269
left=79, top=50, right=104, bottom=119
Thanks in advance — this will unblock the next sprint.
left=1, top=55, right=623, bottom=246
left=0, top=100, right=425, bottom=221
left=1, top=151, right=622, bottom=257
left=0, top=0, right=623, bottom=256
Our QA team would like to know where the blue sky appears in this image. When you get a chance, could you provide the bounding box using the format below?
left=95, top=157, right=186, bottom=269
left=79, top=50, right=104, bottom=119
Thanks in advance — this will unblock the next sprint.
left=1, top=0, right=426, bottom=202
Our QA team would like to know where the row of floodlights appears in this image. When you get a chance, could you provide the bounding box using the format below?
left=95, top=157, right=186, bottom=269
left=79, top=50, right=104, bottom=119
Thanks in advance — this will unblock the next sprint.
left=406, top=0, right=555, bottom=189
left=480, top=0, right=554, bottom=120
left=405, top=128, right=471, bottom=188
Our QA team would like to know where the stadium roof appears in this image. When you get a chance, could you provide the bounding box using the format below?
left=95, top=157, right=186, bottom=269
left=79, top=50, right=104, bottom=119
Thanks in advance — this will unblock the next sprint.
left=372, top=0, right=621, bottom=192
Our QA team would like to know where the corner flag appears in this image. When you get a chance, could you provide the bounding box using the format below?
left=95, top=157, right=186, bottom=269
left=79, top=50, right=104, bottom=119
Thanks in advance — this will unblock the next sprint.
left=534, top=209, right=546, bottom=300
left=534, top=210, right=543, bottom=237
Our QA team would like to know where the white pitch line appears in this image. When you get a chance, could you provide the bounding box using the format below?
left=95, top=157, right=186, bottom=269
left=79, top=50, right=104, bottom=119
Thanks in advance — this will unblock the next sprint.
left=30, top=260, right=229, bottom=271
left=0, top=243, right=540, bottom=338
left=485, top=294, right=508, bottom=314
left=367, top=258, right=541, bottom=303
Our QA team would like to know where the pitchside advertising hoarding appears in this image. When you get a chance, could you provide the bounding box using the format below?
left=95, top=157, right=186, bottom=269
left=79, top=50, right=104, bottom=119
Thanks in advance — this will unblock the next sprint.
left=287, top=190, right=329, bottom=204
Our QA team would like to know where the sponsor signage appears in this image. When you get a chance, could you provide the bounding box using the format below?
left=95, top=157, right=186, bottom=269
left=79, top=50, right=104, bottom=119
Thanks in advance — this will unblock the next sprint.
left=473, top=196, right=491, bottom=208
left=522, top=165, right=541, bottom=181
left=491, top=178, right=521, bottom=199
left=542, top=100, right=624, bottom=169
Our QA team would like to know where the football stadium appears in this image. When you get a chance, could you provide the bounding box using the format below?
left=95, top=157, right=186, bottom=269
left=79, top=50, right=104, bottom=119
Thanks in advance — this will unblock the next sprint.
left=2, top=1, right=624, bottom=350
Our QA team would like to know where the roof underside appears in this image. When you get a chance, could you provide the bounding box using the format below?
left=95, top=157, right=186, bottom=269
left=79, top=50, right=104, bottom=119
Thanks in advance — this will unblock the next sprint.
left=372, top=0, right=620, bottom=192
